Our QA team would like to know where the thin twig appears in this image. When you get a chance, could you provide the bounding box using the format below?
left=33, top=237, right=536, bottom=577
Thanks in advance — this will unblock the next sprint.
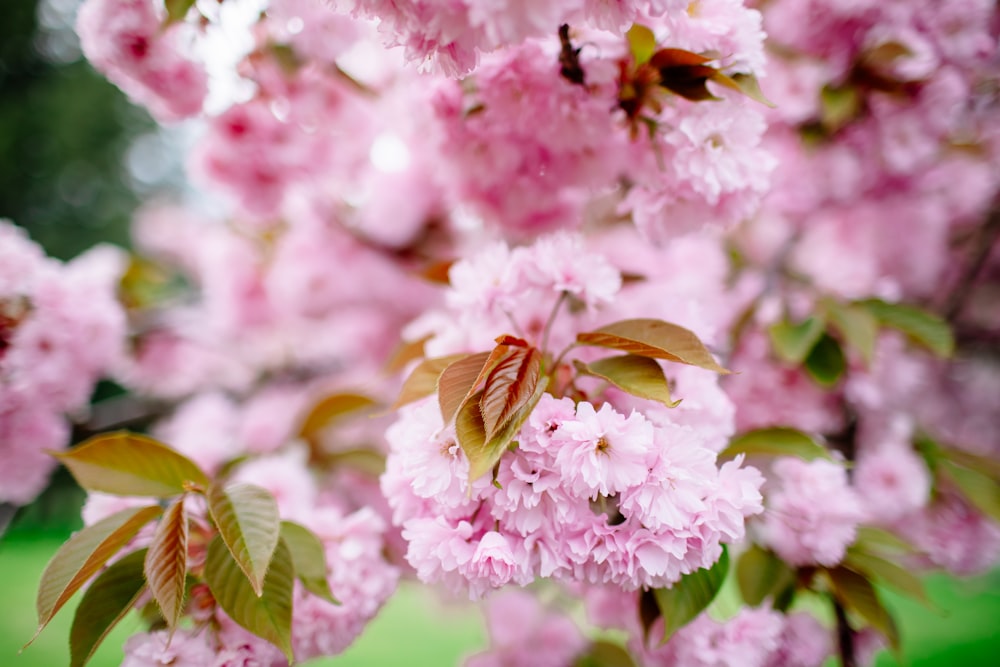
left=944, top=204, right=1000, bottom=322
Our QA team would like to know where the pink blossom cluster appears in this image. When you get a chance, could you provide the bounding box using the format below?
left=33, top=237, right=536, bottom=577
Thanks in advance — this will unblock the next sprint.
left=49, top=0, right=1000, bottom=662
left=757, top=457, right=864, bottom=567
left=749, top=0, right=1000, bottom=300
left=117, top=204, right=433, bottom=399
left=76, top=0, right=207, bottom=121
left=383, top=234, right=763, bottom=596
left=464, top=590, right=588, bottom=667
left=0, top=222, right=126, bottom=505
left=585, top=585, right=833, bottom=667
left=384, top=394, right=763, bottom=597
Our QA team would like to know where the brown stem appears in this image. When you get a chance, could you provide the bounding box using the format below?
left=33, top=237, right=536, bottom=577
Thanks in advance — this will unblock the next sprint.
left=943, top=204, right=1000, bottom=322
left=834, top=597, right=858, bottom=667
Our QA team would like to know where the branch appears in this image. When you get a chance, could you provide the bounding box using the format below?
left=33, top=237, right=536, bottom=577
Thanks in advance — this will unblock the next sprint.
left=834, top=597, right=857, bottom=667
left=943, top=203, right=1000, bottom=322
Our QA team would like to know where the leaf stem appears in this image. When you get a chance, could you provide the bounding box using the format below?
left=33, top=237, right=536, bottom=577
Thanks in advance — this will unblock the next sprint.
left=540, top=292, right=568, bottom=357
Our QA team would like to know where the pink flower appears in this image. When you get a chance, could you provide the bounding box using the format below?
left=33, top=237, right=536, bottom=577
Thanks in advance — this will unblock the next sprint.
left=553, top=401, right=654, bottom=498
left=465, top=590, right=588, bottom=667
left=121, top=630, right=217, bottom=667
left=760, top=458, right=864, bottom=567
left=466, top=531, right=527, bottom=593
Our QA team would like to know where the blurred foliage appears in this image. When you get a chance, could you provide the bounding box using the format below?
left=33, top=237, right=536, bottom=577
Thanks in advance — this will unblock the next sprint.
left=0, top=0, right=153, bottom=259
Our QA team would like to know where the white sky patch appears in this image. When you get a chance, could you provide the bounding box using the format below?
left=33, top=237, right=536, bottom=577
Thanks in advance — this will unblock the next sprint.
left=196, top=0, right=269, bottom=114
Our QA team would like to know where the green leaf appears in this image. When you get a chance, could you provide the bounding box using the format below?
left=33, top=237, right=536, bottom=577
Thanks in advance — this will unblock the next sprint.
left=627, top=24, right=657, bottom=66
left=717, top=72, right=775, bottom=107
left=574, top=355, right=680, bottom=407
left=279, top=521, right=338, bottom=605
left=829, top=567, right=900, bottom=651
left=298, top=393, right=377, bottom=440
left=164, top=0, right=196, bottom=24
left=804, top=333, right=846, bottom=387
left=393, top=353, right=469, bottom=409
left=207, top=483, right=281, bottom=598
left=820, top=84, right=862, bottom=134
left=53, top=431, right=208, bottom=497
left=325, top=448, right=387, bottom=476
left=767, top=316, right=826, bottom=364
left=31, top=505, right=162, bottom=644
left=479, top=346, right=542, bottom=441
left=69, top=549, right=147, bottom=667
left=858, top=299, right=954, bottom=358
left=821, top=298, right=879, bottom=365
left=575, top=639, right=637, bottom=667
left=205, top=535, right=295, bottom=662
left=719, top=428, right=833, bottom=462
left=577, top=319, right=730, bottom=374
left=653, top=545, right=730, bottom=644
left=459, top=378, right=549, bottom=482
left=843, top=549, right=929, bottom=605
left=144, top=497, right=189, bottom=630
left=939, top=448, right=1000, bottom=484
left=437, top=352, right=491, bottom=424
left=736, top=544, right=796, bottom=607
left=853, top=526, right=918, bottom=556
left=940, top=460, right=1000, bottom=523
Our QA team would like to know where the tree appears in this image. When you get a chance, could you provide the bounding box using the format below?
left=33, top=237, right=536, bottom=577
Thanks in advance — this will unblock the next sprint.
left=6, top=1, right=1000, bottom=666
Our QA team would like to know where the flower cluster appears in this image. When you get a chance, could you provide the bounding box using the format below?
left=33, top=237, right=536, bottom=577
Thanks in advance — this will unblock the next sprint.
left=77, top=0, right=207, bottom=121
left=0, top=222, right=125, bottom=504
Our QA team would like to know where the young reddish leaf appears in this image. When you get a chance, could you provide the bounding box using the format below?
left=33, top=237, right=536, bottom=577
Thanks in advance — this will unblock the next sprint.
left=384, top=334, right=431, bottom=374
left=574, top=355, right=680, bottom=407
left=804, top=333, right=846, bottom=387
left=205, top=535, right=295, bottom=662
left=828, top=567, right=900, bottom=651
left=858, top=298, right=954, bottom=358
left=69, top=549, right=148, bottom=667
left=460, top=379, right=549, bottom=482
left=480, top=346, right=542, bottom=441
left=821, top=299, right=878, bottom=365
left=649, top=48, right=714, bottom=69
left=653, top=545, right=730, bottom=644
left=53, top=431, right=208, bottom=497
left=164, top=0, right=196, bottom=24
left=719, top=428, right=833, bottom=462
left=31, top=505, right=162, bottom=643
left=437, top=352, right=492, bottom=424
left=298, top=393, right=377, bottom=440
left=736, top=544, right=796, bottom=607
left=144, top=497, right=189, bottom=631
left=279, top=521, right=338, bottom=605
left=576, top=319, right=730, bottom=374
left=843, top=549, right=930, bottom=606
left=768, top=316, right=826, bottom=365
left=627, top=24, right=657, bottom=66
left=207, top=483, right=281, bottom=598
left=393, top=353, right=469, bottom=409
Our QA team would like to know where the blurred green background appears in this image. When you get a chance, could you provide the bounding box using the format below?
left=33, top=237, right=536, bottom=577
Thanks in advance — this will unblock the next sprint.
left=1, top=0, right=999, bottom=665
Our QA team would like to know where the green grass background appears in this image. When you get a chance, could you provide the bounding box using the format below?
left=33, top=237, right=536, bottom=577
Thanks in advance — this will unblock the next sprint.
left=4, top=528, right=998, bottom=666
